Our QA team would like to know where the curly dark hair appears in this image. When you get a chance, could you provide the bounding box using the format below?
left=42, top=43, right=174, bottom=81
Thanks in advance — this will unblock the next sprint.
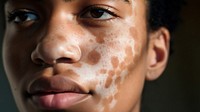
left=0, top=0, right=184, bottom=33
left=147, top=0, right=185, bottom=33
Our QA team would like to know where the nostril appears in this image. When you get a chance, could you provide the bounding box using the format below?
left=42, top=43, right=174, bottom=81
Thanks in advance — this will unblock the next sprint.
left=33, top=58, right=46, bottom=66
left=31, top=41, right=81, bottom=65
left=56, top=57, right=74, bottom=64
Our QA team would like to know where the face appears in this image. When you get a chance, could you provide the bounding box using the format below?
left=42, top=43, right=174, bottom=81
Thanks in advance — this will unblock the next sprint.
left=3, top=0, right=150, bottom=112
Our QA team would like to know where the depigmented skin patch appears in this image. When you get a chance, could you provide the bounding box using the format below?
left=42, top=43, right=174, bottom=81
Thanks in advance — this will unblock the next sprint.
left=3, top=0, right=149, bottom=112
left=86, top=49, right=101, bottom=65
left=103, top=96, right=114, bottom=112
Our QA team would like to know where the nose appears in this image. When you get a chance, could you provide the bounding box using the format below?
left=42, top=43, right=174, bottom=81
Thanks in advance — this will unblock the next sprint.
left=31, top=10, right=83, bottom=66
left=31, top=39, right=81, bottom=66
left=31, top=24, right=82, bottom=66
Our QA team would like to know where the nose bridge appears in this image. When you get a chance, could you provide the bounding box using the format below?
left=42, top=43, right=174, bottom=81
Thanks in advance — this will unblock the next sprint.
left=46, top=8, right=74, bottom=36
left=31, top=10, right=81, bottom=65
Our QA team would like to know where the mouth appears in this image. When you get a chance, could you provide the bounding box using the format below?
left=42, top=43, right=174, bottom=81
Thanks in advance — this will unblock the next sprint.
left=27, top=75, right=92, bottom=110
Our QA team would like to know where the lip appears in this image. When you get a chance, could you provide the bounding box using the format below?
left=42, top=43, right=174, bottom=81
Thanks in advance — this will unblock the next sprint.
left=28, top=75, right=91, bottom=110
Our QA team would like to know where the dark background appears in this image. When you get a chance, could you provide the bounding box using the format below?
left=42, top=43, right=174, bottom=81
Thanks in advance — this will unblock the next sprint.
left=0, top=0, right=200, bottom=112
left=142, top=0, right=200, bottom=112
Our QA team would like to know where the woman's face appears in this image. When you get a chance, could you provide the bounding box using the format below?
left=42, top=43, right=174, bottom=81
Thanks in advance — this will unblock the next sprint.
left=3, top=0, right=148, bottom=112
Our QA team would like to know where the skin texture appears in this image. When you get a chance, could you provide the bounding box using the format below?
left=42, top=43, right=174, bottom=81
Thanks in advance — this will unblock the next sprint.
left=3, top=0, right=170, bottom=112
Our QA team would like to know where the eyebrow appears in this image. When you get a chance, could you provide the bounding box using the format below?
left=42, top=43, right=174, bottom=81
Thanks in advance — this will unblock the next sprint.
left=62, top=0, right=130, bottom=2
left=124, top=0, right=130, bottom=3
left=7, top=0, right=130, bottom=4
left=62, top=0, right=130, bottom=3
left=63, top=0, right=74, bottom=2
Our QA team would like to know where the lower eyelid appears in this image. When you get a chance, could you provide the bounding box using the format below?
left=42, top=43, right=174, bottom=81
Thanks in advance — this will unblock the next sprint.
left=79, top=17, right=119, bottom=28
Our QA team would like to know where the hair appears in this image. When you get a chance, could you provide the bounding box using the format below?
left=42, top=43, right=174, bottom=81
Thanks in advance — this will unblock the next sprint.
left=147, top=0, right=185, bottom=33
left=0, top=0, right=184, bottom=33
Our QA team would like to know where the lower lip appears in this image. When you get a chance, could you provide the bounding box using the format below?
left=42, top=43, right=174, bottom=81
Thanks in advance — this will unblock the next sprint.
left=32, top=92, right=90, bottom=110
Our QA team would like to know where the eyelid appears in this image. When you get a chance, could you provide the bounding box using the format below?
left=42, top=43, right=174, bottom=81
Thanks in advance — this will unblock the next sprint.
left=7, top=9, right=39, bottom=23
left=79, top=5, right=119, bottom=18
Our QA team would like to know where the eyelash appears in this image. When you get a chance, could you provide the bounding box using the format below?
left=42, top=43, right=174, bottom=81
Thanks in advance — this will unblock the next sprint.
left=80, top=6, right=118, bottom=20
left=7, top=5, right=118, bottom=24
left=8, top=9, right=39, bottom=24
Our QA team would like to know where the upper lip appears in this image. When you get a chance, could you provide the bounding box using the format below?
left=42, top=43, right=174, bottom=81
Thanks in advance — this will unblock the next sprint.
left=28, top=75, right=89, bottom=96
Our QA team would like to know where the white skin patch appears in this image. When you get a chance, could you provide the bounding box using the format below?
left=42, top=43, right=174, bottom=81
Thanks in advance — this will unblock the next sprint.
left=109, top=98, right=117, bottom=109
left=3, top=0, right=148, bottom=111
left=69, top=26, right=136, bottom=112
left=124, top=0, right=137, bottom=27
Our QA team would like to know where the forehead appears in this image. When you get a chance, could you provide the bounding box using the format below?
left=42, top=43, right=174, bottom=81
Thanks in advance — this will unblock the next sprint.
left=6, top=0, right=131, bottom=3
left=5, top=0, right=135, bottom=12
left=5, top=0, right=138, bottom=15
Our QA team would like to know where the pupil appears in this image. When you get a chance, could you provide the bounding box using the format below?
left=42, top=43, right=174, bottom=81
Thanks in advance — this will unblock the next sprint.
left=19, top=14, right=28, bottom=21
left=90, top=9, right=104, bottom=18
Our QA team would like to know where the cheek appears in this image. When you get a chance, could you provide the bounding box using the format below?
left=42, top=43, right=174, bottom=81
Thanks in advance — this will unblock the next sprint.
left=85, top=29, right=138, bottom=111
left=3, top=37, right=25, bottom=80
left=129, top=26, right=145, bottom=55
left=3, top=31, right=39, bottom=92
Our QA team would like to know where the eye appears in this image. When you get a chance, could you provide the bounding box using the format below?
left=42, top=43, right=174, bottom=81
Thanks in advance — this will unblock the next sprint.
left=8, top=9, right=39, bottom=24
left=80, top=6, right=117, bottom=20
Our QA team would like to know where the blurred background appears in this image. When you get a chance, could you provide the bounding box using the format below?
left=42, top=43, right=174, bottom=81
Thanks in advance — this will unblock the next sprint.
left=0, top=0, right=200, bottom=112
left=142, top=0, right=200, bottom=112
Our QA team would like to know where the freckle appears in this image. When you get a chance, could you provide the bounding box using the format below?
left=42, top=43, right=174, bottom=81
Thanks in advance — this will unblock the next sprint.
left=73, top=63, right=82, bottom=68
left=111, top=56, right=119, bottom=69
left=99, top=69, right=107, bottom=74
left=86, top=49, right=101, bottom=65
left=96, top=36, right=105, bottom=44
left=89, top=39, right=94, bottom=43
left=105, top=70, right=115, bottom=88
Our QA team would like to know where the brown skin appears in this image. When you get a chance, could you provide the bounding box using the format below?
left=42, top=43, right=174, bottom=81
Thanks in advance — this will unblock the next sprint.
left=3, top=0, right=170, bottom=112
